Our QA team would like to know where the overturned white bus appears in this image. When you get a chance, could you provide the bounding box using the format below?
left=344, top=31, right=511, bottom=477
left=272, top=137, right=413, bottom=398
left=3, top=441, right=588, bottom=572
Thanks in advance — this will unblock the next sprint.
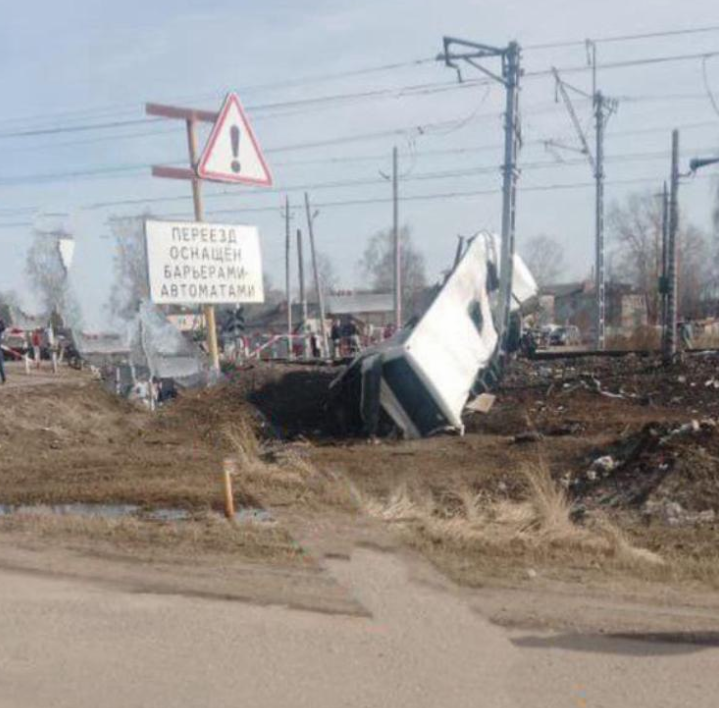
left=330, top=234, right=537, bottom=438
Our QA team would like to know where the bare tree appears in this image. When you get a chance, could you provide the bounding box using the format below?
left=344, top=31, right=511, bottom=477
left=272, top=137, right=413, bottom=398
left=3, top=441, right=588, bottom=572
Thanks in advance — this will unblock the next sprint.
left=305, top=251, right=337, bottom=302
left=520, top=234, right=565, bottom=286
left=609, top=191, right=710, bottom=322
left=361, top=226, right=426, bottom=314
left=107, top=214, right=151, bottom=320
left=0, top=290, right=18, bottom=323
left=262, top=272, right=285, bottom=305
left=25, top=229, right=80, bottom=326
left=679, top=223, right=711, bottom=319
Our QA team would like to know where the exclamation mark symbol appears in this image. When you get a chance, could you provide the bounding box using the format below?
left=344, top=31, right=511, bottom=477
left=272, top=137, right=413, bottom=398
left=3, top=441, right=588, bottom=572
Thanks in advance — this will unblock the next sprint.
left=230, top=125, right=241, bottom=173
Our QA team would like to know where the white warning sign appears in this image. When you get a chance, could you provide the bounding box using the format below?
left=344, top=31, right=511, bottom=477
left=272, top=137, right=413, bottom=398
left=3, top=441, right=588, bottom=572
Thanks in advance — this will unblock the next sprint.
left=145, top=220, right=265, bottom=305
left=197, top=93, right=273, bottom=186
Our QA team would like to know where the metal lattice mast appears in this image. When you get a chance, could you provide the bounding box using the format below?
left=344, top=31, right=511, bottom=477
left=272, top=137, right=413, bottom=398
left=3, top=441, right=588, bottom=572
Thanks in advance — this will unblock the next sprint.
left=550, top=50, right=616, bottom=350
left=438, top=37, right=522, bottom=353
left=594, top=90, right=607, bottom=349
left=665, top=129, right=680, bottom=363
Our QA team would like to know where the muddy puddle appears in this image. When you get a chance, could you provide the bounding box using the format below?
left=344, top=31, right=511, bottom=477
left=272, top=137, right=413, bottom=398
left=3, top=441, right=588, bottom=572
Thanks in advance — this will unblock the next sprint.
left=0, top=503, right=273, bottom=524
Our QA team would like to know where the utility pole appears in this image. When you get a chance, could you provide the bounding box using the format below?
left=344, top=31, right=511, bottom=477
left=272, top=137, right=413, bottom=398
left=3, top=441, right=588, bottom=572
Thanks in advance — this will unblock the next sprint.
left=665, top=129, right=680, bottom=363
left=185, top=119, right=220, bottom=371
left=304, top=192, right=329, bottom=358
left=660, top=181, right=669, bottom=351
left=146, top=101, right=224, bottom=372
left=550, top=49, right=617, bottom=351
left=392, top=146, right=401, bottom=329
left=594, top=91, right=607, bottom=350
left=499, top=42, right=521, bottom=347
left=296, top=228, right=309, bottom=360
left=439, top=38, right=522, bottom=352
left=284, top=195, right=293, bottom=359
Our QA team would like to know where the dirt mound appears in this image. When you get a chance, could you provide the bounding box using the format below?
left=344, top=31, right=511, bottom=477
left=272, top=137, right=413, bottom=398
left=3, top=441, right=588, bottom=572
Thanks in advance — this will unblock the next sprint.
left=0, top=379, right=250, bottom=509
left=0, top=364, right=342, bottom=510
left=569, top=419, right=719, bottom=522
left=0, top=380, right=142, bottom=445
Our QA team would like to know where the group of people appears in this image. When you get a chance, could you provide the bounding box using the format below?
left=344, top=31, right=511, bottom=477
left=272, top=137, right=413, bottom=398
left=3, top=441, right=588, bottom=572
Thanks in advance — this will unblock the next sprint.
left=0, top=320, right=57, bottom=385
left=328, top=319, right=397, bottom=359
left=330, top=318, right=361, bottom=358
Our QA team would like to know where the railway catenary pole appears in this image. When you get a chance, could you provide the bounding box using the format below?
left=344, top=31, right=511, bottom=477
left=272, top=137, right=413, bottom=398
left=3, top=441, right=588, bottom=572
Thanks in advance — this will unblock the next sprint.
left=594, top=90, right=607, bottom=350
left=660, top=181, right=669, bottom=352
left=392, top=146, right=401, bottom=329
left=499, top=41, right=521, bottom=350
left=551, top=43, right=617, bottom=351
left=664, top=129, right=680, bottom=363
left=438, top=38, right=522, bottom=356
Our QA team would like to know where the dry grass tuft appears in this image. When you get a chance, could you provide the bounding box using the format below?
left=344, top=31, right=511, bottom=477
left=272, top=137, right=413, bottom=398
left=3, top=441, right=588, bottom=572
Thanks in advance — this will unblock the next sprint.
left=223, top=423, right=356, bottom=511
left=361, top=460, right=664, bottom=578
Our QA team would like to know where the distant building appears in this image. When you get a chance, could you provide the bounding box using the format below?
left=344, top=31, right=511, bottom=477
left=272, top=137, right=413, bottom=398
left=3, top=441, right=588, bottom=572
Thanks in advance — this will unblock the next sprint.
left=243, top=291, right=394, bottom=334
left=238, top=291, right=395, bottom=358
left=538, top=280, right=648, bottom=338
left=325, top=291, right=394, bottom=327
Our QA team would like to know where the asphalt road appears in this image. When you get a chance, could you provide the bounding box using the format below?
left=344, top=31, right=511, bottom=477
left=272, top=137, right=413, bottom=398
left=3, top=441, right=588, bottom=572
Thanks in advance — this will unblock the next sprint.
left=0, top=549, right=717, bottom=708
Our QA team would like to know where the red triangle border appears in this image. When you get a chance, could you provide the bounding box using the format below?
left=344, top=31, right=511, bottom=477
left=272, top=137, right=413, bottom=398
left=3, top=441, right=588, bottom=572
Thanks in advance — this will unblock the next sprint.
left=197, top=93, right=273, bottom=186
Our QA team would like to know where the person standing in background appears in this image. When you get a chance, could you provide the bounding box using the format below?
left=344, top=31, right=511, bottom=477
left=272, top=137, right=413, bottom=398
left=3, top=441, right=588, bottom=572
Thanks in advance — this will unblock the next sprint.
left=330, top=319, right=342, bottom=359
left=32, top=329, right=42, bottom=368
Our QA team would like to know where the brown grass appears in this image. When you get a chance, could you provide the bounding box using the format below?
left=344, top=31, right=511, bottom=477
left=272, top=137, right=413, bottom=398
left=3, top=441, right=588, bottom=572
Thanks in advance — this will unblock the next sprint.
left=0, top=510, right=303, bottom=564
left=360, top=460, right=666, bottom=584
left=223, top=422, right=357, bottom=511
left=605, top=326, right=661, bottom=351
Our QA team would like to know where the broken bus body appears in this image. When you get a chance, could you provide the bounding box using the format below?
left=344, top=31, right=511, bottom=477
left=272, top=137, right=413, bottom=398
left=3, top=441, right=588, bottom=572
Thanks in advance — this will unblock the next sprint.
left=331, top=233, right=537, bottom=438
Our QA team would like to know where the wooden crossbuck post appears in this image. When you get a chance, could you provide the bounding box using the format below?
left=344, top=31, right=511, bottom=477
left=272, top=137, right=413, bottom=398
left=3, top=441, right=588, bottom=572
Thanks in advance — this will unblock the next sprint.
left=145, top=102, right=221, bottom=372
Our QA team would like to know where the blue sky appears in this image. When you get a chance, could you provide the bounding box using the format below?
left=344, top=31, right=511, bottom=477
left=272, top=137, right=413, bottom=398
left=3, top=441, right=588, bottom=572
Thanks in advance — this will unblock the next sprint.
left=1, top=0, right=719, bottom=328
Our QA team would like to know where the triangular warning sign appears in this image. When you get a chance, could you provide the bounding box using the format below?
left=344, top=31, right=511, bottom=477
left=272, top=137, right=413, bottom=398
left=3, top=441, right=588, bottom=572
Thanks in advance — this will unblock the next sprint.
left=197, top=93, right=273, bottom=186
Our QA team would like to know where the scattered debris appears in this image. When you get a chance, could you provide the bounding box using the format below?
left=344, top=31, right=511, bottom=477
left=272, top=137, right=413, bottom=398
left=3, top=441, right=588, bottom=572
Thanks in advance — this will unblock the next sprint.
left=590, top=455, right=616, bottom=475
left=465, top=393, right=496, bottom=414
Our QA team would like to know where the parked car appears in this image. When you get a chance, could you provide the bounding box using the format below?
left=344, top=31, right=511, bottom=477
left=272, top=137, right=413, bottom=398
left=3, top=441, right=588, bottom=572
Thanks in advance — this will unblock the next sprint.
left=549, top=325, right=581, bottom=346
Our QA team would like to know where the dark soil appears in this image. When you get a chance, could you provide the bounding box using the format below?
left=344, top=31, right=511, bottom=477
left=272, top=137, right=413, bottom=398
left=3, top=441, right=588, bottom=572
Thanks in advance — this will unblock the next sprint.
left=223, top=362, right=341, bottom=438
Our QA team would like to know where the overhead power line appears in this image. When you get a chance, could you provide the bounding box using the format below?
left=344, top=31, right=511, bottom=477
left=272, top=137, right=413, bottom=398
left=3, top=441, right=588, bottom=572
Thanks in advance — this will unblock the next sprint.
left=0, top=57, right=439, bottom=131
left=1, top=111, right=717, bottom=190
left=2, top=143, right=717, bottom=218
left=1, top=172, right=713, bottom=231
left=175, top=174, right=716, bottom=219
left=0, top=20, right=717, bottom=138
left=525, top=24, right=719, bottom=51
left=1, top=48, right=719, bottom=143
left=2, top=22, right=718, bottom=132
